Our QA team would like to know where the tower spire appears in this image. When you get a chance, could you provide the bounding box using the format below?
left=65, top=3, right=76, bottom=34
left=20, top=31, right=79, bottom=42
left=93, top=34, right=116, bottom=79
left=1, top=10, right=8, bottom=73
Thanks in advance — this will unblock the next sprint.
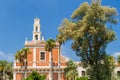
left=32, top=17, right=41, bottom=41
left=25, top=37, right=28, bottom=44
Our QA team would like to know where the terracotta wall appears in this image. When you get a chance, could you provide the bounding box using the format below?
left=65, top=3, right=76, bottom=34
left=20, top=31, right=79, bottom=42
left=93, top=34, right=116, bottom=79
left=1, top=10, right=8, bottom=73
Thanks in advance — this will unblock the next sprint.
left=61, top=73, right=66, bottom=80
left=16, top=47, right=67, bottom=67
left=27, top=48, right=33, bottom=66
left=36, top=48, right=49, bottom=66
left=16, top=73, right=23, bottom=80
left=53, top=73, right=58, bottom=80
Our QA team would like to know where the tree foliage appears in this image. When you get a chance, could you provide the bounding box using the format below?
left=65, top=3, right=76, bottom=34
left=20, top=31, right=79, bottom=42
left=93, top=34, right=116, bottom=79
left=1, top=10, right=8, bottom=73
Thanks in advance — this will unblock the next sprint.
left=25, top=71, right=46, bottom=80
left=86, top=55, right=115, bottom=80
left=45, top=39, right=56, bottom=52
left=15, top=48, right=30, bottom=64
left=76, top=76, right=88, bottom=80
left=57, top=1, right=118, bottom=80
left=64, top=60, right=78, bottom=80
left=0, top=60, right=13, bottom=80
left=15, top=48, right=31, bottom=79
left=45, top=39, right=56, bottom=80
left=117, top=55, right=120, bottom=66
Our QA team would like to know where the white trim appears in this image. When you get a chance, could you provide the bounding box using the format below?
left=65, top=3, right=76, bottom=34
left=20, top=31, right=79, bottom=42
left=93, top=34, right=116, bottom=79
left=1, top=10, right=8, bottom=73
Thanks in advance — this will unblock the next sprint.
left=36, top=66, right=50, bottom=68
left=33, top=47, right=36, bottom=68
left=25, top=46, right=59, bottom=49
left=14, top=66, right=66, bottom=69
left=14, top=65, right=66, bottom=68
left=25, top=46, right=45, bottom=48
left=49, top=52, right=51, bottom=62
left=14, top=60, right=16, bottom=68
left=13, top=72, right=16, bottom=80
left=39, top=51, right=46, bottom=61
left=49, top=71, right=51, bottom=80
left=58, top=47, right=59, bottom=62
left=48, top=52, right=51, bottom=67
left=60, top=66, right=66, bottom=68
left=14, top=66, right=50, bottom=68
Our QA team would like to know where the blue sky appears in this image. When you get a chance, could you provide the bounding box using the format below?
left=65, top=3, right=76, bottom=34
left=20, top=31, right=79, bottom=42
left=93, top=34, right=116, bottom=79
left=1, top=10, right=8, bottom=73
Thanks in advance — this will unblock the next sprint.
left=0, top=0, right=120, bottom=62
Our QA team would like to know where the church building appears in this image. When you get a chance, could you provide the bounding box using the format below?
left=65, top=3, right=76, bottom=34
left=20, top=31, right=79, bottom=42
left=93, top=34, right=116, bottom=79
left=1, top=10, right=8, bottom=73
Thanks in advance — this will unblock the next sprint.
left=13, top=17, right=68, bottom=80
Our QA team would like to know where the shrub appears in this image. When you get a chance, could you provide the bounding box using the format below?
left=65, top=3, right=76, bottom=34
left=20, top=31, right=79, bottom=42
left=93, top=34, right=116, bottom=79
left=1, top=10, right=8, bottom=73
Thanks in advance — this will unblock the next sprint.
left=25, top=71, right=46, bottom=80
left=76, top=76, right=88, bottom=80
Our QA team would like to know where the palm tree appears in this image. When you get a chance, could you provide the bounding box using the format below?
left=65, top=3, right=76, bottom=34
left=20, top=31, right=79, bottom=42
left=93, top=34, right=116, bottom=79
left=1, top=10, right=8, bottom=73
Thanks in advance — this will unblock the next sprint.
left=0, top=60, right=6, bottom=74
left=0, top=60, right=13, bottom=80
left=0, top=60, right=7, bottom=80
left=15, top=50, right=22, bottom=63
left=5, top=62, right=13, bottom=80
left=56, top=34, right=66, bottom=80
left=45, top=39, right=56, bottom=80
left=64, top=60, right=78, bottom=80
left=15, top=48, right=30, bottom=79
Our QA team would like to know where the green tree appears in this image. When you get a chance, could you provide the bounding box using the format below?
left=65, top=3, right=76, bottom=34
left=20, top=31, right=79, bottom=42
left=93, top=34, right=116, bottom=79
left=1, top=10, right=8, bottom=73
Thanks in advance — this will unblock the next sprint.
left=64, top=60, right=78, bottom=80
left=0, top=60, right=13, bottom=80
left=76, top=77, right=88, bottom=80
left=117, top=55, right=120, bottom=66
left=45, top=39, right=56, bottom=80
left=117, top=55, right=120, bottom=79
left=15, top=48, right=30, bottom=79
left=0, top=60, right=7, bottom=76
left=57, top=1, right=118, bottom=80
left=5, top=62, right=13, bottom=80
left=25, top=71, right=46, bottom=80
left=86, top=55, right=115, bottom=80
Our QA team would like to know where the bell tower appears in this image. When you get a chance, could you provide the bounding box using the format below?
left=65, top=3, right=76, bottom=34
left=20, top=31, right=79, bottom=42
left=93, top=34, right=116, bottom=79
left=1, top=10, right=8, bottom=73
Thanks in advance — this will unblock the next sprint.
left=33, top=17, right=41, bottom=41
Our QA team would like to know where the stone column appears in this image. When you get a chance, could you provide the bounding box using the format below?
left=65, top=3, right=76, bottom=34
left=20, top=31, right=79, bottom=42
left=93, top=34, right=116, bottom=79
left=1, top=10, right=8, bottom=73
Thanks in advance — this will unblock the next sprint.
left=33, top=47, right=36, bottom=68
left=13, top=72, right=16, bottom=80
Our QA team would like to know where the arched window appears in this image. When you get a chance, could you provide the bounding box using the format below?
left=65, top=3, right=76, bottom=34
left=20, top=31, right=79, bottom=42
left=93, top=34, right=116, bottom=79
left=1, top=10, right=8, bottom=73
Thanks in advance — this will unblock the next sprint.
left=35, top=35, right=38, bottom=40
left=36, top=27, right=38, bottom=32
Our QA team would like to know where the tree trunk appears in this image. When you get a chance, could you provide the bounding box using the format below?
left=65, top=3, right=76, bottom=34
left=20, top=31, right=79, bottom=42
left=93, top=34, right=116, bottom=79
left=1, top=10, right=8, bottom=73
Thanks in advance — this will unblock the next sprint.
left=24, top=59, right=27, bottom=79
left=50, top=51, right=53, bottom=80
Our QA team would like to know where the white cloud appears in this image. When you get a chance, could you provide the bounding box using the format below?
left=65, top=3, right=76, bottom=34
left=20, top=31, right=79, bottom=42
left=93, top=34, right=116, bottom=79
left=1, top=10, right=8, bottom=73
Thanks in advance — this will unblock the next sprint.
left=0, top=50, right=14, bottom=62
left=112, top=52, right=120, bottom=60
